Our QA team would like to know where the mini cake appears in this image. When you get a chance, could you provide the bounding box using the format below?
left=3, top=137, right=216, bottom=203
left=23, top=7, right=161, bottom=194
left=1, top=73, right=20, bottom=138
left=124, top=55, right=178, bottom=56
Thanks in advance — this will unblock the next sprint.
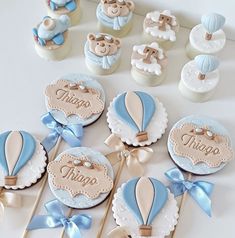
left=168, top=115, right=234, bottom=175
left=45, top=0, right=81, bottom=26
left=186, top=13, right=226, bottom=59
left=112, top=177, right=179, bottom=237
left=45, top=73, right=105, bottom=126
left=47, top=147, right=114, bottom=208
left=96, top=0, right=135, bottom=37
left=131, top=42, right=168, bottom=86
left=179, top=55, right=220, bottom=102
left=0, top=131, right=47, bottom=189
left=84, top=33, right=121, bottom=75
left=107, top=91, right=168, bottom=146
left=32, top=15, right=71, bottom=61
left=143, top=10, right=179, bottom=49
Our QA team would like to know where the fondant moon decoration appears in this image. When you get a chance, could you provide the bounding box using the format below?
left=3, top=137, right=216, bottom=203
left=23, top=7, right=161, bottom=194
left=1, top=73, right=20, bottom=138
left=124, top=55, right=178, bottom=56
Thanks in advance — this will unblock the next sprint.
left=123, top=177, right=168, bottom=236
left=114, top=91, right=156, bottom=142
left=201, top=13, right=225, bottom=40
left=195, top=55, right=219, bottom=80
left=0, top=131, right=36, bottom=186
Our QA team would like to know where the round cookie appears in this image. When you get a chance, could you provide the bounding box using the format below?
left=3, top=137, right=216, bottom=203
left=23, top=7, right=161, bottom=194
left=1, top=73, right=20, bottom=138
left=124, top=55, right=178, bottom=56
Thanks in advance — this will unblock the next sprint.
left=112, top=177, right=179, bottom=238
left=45, top=73, right=105, bottom=126
left=47, top=147, right=114, bottom=209
left=0, top=131, right=47, bottom=189
left=107, top=91, right=168, bottom=146
left=168, top=115, right=234, bottom=175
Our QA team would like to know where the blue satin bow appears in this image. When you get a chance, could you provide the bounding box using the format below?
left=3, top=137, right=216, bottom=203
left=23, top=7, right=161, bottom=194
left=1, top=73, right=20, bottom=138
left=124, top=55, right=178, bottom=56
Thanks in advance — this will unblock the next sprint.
left=41, top=113, right=83, bottom=153
left=165, top=167, right=214, bottom=217
left=27, top=200, right=92, bottom=238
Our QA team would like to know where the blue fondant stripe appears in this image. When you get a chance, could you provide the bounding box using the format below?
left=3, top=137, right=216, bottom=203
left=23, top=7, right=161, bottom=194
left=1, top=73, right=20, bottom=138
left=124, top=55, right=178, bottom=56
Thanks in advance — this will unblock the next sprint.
left=0, top=131, right=11, bottom=175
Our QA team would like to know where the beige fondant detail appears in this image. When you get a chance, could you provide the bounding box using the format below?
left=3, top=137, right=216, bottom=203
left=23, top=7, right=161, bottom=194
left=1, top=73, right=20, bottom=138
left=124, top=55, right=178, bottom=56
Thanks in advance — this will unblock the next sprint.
left=125, top=92, right=143, bottom=131
left=143, top=46, right=159, bottom=64
left=135, top=177, right=154, bottom=224
left=45, top=79, right=105, bottom=119
left=158, top=14, right=173, bottom=31
left=5, top=131, right=23, bottom=176
left=170, top=123, right=234, bottom=167
left=139, top=225, right=152, bottom=236
left=47, top=154, right=113, bottom=198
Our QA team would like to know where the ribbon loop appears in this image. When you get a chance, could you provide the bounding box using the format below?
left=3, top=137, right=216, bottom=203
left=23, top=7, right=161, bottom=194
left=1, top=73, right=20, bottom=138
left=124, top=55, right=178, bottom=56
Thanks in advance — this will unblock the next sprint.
left=27, top=200, right=92, bottom=238
left=165, top=167, right=214, bottom=217
left=41, top=113, right=83, bottom=153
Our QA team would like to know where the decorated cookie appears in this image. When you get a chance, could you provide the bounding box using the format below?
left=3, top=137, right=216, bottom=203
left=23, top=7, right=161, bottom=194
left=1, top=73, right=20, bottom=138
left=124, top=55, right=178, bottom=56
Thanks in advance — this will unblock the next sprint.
left=0, top=131, right=47, bottom=189
left=131, top=42, right=168, bottom=86
left=96, top=0, right=135, bottom=37
left=168, top=115, right=234, bottom=175
left=186, top=13, right=226, bottom=59
left=112, top=177, right=178, bottom=237
left=45, top=0, right=81, bottom=26
left=143, top=10, right=179, bottom=49
left=84, top=33, right=121, bottom=75
left=47, top=147, right=114, bottom=208
left=107, top=91, right=168, bottom=146
left=179, top=55, right=220, bottom=102
left=32, top=15, right=71, bottom=61
left=45, top=73, right=105, bottom=126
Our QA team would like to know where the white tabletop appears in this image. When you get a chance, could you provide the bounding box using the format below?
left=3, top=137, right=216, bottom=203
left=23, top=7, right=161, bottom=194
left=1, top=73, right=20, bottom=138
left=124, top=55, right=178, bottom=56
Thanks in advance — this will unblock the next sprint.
left=0, top=1, right=235, bottom=238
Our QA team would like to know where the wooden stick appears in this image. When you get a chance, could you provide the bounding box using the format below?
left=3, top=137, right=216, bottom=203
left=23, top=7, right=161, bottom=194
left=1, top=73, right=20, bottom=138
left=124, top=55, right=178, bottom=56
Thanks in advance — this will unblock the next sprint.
left=60, top=207, right=73, bottom=238
left=96, top=154, right=126, bottom=238
left=21, top=137, right=62, bottom=238
left=171, top=173, right=192, bottom=238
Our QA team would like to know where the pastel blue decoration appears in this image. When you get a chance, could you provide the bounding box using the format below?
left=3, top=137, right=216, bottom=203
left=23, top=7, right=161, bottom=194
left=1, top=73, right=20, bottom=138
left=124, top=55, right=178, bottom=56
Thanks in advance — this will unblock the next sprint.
left=123, top=177, right=168, bottom=227
left=33, top=15, right=70, bottom=46
left=84, top=41, right=121, bottom=69
left=96, top=3, right=132, bottom=30
left=195, top=55, right=219, bottom=74
left=114, top=91, right=156, bottom=134
left=49, top=0, right=77, bottom=11
left=0, top=131, right=36, bottom=177
left=201, top=13, right=225, bottom=33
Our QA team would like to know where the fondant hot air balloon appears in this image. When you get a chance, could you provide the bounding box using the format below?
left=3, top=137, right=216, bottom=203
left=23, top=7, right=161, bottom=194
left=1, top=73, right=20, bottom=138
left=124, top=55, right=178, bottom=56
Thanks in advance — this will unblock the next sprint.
left=0, top=131, right=36, bottom=186
left=114, top=91, right=156, bottom=142
left=123, top=177, right=168, bottom=236
left=201, top=13, right=225, bottom=40
left=195, top=55, right=219, bottom=80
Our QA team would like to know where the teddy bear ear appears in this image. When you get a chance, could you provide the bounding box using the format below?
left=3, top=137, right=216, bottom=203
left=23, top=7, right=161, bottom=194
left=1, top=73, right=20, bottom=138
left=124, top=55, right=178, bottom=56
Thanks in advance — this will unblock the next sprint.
left=126, top=0, right=135, bottom=11
left=114, top=38, right=121, bottom=48
left=87, top=33, right=96, bottom=41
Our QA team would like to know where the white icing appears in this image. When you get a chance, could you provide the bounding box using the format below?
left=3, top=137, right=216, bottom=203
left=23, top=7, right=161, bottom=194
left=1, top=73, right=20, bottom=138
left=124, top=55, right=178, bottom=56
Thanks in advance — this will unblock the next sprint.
left=181, top=60, right=219, bottom=93
left=131, top=43, right=164, bottom=75
left=0, top=139, right=47, bottom=189
left=190, top=24, right=226, bottom=53
left=107, top=95, right=168, bottom=146
left=112, top=184, right=179, bottom=238
left=145, top=11, right=177, bottom=41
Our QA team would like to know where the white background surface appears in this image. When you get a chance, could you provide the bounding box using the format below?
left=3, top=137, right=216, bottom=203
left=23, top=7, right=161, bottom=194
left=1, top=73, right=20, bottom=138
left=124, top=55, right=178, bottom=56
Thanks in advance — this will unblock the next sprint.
left=0, top=0, right=235, bottom=238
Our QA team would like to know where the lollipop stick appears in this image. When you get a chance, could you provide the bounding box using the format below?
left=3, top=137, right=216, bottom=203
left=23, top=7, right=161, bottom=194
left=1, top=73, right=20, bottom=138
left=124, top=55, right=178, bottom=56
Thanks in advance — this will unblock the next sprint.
left=60, top=207, right=73, bottom=238
left=96, top=154, right=125, bottom=238
left=171, top=172, right=192, bottom=238
left=21, top=136, right=62, bottom=238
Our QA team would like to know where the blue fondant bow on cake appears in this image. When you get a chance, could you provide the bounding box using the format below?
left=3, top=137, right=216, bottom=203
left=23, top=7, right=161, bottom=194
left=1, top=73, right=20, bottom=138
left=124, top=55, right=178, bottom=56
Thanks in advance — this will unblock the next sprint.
left=165, top=167, right=214, bottom=217
left=41, top=113, right=83, bottom=153
left=27, top=200, right=92, bottom=238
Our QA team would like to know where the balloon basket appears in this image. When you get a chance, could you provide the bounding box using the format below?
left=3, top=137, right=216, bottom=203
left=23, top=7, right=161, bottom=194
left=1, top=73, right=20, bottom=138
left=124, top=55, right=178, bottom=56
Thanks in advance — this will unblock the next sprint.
left=5, top=176, right=17, bottom=186
left=139, top=225, right=152, bottom=236
left=136, top=132, right=148, bottom=142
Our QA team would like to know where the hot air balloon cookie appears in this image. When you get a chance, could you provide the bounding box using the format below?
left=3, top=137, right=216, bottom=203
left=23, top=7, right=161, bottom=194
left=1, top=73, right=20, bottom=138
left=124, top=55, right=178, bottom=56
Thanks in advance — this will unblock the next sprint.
left=112, top=177, right=179, bottom=237
left=0, top=131, right=47, bottom=189
left=47, top=147, right=114, bottom=208
left=45, top=0, right=81, bottom=26
left=143, top=10, right=179, bottom=49
left=45, top=73, right=105, bottom=126
left=168, top=115, right=234, bottom=175
left=179, top=55, right=220, bottom=102
left=107, top=91, right=168, bottom=146
left=131, top=42, right=168, bottom=86
left=32, top=15, right=71, bottom=61
left=186, top=13, right=226, bottom=59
